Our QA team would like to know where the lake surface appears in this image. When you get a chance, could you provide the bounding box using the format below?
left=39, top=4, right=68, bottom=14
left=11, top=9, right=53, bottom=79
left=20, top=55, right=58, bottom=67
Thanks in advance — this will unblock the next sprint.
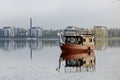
left=0, top=39, right=120, bottom=80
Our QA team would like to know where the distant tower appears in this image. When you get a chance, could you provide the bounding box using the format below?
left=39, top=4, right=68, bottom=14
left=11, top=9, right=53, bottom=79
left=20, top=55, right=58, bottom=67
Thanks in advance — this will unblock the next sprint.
left=30, top=18, right=32, bottom=37
left=30, top=18, right=32, bottom=28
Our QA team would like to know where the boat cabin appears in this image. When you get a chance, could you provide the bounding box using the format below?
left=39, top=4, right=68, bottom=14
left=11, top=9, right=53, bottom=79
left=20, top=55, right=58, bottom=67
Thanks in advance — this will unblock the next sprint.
left=63, top=26, right=95, bottom=46
left=64, top=34, right=95, bottom=46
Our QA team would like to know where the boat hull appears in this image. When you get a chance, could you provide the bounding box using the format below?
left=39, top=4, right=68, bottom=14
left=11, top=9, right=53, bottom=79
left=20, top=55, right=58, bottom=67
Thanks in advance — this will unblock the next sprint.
left=60, top=43, right=94, bottom=53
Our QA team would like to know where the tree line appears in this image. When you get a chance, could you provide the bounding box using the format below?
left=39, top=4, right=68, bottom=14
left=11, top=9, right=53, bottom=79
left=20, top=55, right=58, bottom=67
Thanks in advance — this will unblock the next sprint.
left=43, top=28, right=120, bottom=38
left=108, top=28, right=120, bottom=37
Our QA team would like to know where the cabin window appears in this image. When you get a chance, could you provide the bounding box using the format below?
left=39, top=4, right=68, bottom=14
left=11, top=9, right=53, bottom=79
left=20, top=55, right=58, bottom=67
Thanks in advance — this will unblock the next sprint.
left=65, top=37, right=70, bottom=43
left=71, top=37, right=76, bottom=43
left=89, top=38, right=92, bottom=42
left=93, top=39, right=95, bottom=42
left=78, top=37, right=82, bottom=44
left=90, top=60, right=92, bottom=63
left=83, top=39, right=86, bottom=42
left=83, top=61, right=86, bottom=64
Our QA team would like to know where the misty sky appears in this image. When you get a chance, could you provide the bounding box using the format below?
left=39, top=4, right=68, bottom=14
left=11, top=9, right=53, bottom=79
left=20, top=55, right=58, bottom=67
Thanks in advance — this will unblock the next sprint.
left=0, top=0, right=120, bottom=29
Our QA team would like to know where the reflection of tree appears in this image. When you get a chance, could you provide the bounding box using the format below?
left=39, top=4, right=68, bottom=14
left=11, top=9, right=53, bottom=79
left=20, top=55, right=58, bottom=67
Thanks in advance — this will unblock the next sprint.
left=95, top=38, right=108, bottom=51
left=95, top=38, right=120, bottom=50
left=108, top=39, right=120, bottom=48
left=42, top=40, right=59, bottom=47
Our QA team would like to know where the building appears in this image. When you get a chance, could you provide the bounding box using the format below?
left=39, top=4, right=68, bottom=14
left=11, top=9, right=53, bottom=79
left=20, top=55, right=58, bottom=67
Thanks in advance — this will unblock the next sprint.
left=14, top=28, right=27, bottom=37
left=28, top=27, right=43, bottom=37
left=2, top=27, right=14, bottom=37
left=93, top=26, right=108, bottom=37
left=0, top=29, right=3, bottom=37
left=0, top=27, right=28, bottom=38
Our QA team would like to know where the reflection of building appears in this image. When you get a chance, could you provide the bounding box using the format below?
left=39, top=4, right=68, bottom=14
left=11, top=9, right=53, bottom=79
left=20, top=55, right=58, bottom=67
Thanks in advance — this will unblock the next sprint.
left=0, top=41, right=15, bottom=50
left=28, top=40, right=43, bottom=50
left=0, top=40, right=58, bottom=51
left=14, top=41, right=27, bottom=49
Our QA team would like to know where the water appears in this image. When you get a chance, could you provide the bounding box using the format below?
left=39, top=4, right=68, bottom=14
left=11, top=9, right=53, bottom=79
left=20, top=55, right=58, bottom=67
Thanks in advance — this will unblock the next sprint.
left=0, top=40, right=59, bottom=67
left=0, top=39, right=120, bottom=80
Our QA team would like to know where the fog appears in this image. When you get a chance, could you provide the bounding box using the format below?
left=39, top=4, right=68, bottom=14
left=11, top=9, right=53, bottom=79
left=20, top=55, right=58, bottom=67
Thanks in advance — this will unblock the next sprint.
left=0, top=0, right=120, bottom=29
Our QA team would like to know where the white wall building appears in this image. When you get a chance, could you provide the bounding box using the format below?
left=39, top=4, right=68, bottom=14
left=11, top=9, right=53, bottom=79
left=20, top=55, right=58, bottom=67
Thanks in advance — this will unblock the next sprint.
left=2, top=27, right=14, bottom=37
left=29, top=27, right=43, bottom=37
left=14, top=28, right=27, bottom=37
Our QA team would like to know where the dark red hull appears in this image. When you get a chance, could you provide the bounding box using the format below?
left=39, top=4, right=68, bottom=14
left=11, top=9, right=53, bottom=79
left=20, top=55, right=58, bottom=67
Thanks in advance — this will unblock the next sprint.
left=60, top=43, right=94, bottom=53
left=60, top=43, right=95, bottom=60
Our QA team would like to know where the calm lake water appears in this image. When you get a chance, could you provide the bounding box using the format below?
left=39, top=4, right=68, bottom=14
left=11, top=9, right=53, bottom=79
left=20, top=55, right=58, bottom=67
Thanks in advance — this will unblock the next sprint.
left=0, top=39, right=120, bottom=80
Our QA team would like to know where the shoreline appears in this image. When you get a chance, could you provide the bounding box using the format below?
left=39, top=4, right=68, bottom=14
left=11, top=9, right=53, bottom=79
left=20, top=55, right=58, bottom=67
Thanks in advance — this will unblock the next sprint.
left=0, top=37, right=59, bottom=41
left=96, top=37, right=120, bottom=40
left=0, top=37, right=120, bottom=41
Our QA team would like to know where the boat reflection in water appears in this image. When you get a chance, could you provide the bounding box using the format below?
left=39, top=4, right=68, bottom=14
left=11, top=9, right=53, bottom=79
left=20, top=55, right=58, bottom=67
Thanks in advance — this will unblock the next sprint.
left=57, top=50, right=96, bottom=72
left=57, top=26, right=96, bottom=72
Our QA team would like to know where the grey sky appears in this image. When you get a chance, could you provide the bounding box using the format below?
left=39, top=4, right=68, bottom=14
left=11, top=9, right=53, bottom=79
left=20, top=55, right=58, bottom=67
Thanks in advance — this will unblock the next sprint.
left=0, top=0, right=120, bottom=29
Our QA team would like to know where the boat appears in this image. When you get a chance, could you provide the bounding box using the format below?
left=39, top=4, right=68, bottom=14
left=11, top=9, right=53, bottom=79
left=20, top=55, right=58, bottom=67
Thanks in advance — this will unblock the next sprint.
left=58, top=26, right=95, bottom=54
left=57, top=26, right=96, bottom=72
